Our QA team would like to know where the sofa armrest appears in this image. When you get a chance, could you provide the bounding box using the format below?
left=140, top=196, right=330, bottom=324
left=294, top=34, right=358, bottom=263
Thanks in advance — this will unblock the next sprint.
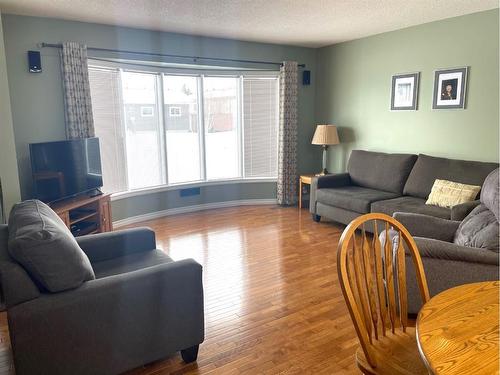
left=11, top=258, right=203, bottom=317
left=414, top=237, right=499, bottom=266
left=316, top=173, right=351, bottom=189
left=309, top=173, right=351, bottom=214
left=451, top=199, right=480, bottom=221
left=0, top=261, right=40, bottom=308
left=8, top=259, right=204, bottom=373
left=309, top=177, right=318, bottom=214
left=393, top=212, right=460, bottom=242
left=406, top=248, right=499, bottom=315
left=76, top=227, right=156, bottom=263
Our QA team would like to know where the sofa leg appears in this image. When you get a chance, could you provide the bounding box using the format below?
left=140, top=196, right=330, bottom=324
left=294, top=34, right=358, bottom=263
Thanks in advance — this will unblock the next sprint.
left=312, top=214, right=321, bottom=222
left=181, top=345, right=199, bottom=363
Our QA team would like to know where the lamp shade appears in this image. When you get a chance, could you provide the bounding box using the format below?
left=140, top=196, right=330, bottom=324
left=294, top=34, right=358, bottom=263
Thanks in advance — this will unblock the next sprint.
left=312, top=125, right=339, bottom=145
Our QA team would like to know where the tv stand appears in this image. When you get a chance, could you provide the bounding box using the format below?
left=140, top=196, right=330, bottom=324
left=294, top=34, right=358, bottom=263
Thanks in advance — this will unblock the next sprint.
left=50, top=194, right=113, bottom=237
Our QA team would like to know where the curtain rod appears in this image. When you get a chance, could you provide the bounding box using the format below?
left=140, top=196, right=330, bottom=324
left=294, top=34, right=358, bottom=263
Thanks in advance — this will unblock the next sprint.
left=89, top=57, right=279, bottom=72
left=39, top=43, right=306, bottom=68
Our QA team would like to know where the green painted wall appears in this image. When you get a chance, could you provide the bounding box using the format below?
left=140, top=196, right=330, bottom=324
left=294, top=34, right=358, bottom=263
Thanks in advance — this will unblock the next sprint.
left=316, top=9, right=499, bottom=173
left=0, top=12, right=21, bottom=216
left=2, top=14, right=319, bottom=220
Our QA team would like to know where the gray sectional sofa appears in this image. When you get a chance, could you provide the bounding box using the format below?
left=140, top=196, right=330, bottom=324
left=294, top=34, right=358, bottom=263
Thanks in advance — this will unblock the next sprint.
left=396, top=168, right=499, bottom=315
left=310, top=150, right=499, bottom=225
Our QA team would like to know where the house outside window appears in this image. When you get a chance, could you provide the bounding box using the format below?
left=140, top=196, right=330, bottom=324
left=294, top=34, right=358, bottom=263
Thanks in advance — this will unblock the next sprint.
left=140, top=106, right=154, bottom=117
left=168, top=106, right=182, bottom=117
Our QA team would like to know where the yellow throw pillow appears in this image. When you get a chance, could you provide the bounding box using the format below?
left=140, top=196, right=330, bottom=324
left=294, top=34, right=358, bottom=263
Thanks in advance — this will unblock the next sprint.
left=426, top=179, right=481, bottom=208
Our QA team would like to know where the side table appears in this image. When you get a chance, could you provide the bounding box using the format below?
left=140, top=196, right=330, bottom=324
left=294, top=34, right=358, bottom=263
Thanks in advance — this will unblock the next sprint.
left=299, top=174, right=315, bottom=209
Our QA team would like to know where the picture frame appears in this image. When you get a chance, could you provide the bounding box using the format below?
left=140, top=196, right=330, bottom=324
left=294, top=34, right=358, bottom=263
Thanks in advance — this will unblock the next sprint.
left=390, top=72, right=419, bottom=111
left=432, top=67, right=468, bottom=109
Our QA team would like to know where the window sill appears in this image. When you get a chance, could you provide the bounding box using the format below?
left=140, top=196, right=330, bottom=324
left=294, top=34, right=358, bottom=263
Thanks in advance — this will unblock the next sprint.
left=110, top=178, right=277, bottom=201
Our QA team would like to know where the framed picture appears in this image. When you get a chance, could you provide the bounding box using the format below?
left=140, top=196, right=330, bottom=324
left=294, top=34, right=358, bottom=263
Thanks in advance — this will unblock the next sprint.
left=391, top=73, right=419, bottom=111
left=432, top=67, right=468, bottom=109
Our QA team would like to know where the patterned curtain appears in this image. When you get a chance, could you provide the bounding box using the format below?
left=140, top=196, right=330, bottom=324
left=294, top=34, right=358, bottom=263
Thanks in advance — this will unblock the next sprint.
left=277, top=61, right=298, bottom=206
left=0, top=179, right=4, bottom=224
left=60, top=42, right=95, bottom=139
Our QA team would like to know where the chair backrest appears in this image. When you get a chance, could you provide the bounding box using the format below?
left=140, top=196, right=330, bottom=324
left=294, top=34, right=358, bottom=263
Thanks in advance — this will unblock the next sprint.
left=337, top=213, right=430, bottom=368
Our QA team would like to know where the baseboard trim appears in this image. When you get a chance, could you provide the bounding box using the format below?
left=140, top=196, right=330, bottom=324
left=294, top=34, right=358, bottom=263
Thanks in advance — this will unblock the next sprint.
left=113, top=199, right=278, bottom=228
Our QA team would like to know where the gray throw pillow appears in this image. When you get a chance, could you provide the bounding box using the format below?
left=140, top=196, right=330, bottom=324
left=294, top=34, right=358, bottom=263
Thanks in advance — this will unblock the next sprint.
left=454, top=204, right=499, bottom=252
left=8, top=200, right=95, bottom=292
left=480, top=168, right=499, bottom=221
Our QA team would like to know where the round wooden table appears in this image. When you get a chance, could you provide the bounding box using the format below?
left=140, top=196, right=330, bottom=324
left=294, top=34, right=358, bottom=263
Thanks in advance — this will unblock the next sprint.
left=416, top=281, right=500, bottom=374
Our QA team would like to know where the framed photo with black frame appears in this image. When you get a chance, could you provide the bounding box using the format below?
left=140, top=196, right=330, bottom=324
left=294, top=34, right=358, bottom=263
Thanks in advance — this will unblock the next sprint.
left=432, top=67, right=468, bottom=109
left=390, top=72, right=420, bottom=111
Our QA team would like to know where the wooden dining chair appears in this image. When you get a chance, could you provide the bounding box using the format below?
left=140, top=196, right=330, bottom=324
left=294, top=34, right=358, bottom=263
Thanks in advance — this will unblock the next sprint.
left=337, top=213, right=431, bottom=375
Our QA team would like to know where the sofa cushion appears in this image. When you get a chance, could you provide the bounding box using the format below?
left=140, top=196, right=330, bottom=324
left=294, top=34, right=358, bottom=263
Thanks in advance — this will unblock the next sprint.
left=316, top=186, right=399, bottom=214
left=403, top=154, right=498, bottom=199
left=347, top=150, right=417, bottom=194
left=92, top=249, right=173, bottom=279
left=8, top=200, right=95, bottom=292
left=371, top=196, right=450, bottom=219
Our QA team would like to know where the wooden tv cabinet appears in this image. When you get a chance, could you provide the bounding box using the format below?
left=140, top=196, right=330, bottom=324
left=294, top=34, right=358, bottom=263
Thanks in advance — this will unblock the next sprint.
left=50, top=193, right=113, bottom=237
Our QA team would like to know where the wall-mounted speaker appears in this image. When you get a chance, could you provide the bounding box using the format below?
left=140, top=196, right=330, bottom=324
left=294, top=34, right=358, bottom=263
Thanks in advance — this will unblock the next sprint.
left=302, top=70, right=311, bottom=85
left=28, top=50, right=42, bottom=73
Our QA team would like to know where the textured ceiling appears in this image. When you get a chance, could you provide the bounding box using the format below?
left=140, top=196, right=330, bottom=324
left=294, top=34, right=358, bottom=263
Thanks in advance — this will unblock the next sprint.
left=0, top=0, right=497, bottom=47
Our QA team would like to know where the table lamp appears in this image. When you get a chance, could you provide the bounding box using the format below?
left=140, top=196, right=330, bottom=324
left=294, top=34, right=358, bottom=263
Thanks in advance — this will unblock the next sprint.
left=312, top=124, right=339, bottom=175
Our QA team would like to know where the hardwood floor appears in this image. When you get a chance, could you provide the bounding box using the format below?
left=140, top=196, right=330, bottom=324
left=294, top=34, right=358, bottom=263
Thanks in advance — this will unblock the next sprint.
left=0, top=206, right=362, bottom=374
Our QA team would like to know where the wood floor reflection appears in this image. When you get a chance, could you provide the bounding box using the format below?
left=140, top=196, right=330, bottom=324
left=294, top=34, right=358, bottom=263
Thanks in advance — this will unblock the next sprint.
left=0, top=206, right=361, bottom=374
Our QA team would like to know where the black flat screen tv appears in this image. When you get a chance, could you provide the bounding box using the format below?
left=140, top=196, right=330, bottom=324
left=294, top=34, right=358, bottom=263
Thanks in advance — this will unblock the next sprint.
left=30, top=138, right=103, bottom=203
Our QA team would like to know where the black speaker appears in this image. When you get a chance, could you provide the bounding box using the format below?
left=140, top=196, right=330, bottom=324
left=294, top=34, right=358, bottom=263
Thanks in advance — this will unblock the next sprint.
left=302, top=70, right=311, bottom=85
left=28, top=50, right=42, bottom=73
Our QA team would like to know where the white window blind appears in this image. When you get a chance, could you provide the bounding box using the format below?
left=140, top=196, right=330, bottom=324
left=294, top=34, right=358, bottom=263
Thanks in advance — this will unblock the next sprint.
left=88, top=68, right=128, bottom=193
left=243, top=77, right=279, bottom=178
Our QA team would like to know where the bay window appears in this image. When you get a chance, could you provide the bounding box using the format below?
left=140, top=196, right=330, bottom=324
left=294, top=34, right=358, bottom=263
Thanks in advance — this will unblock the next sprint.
left=243, top=77, right=279, bottom=178
left=162, top=75, right=201, bottom=184
left=89, top=63, right=279, bottom=194
left=203, top=76, right=240, bottom=180
left=121, top=71, right=165, bottom=189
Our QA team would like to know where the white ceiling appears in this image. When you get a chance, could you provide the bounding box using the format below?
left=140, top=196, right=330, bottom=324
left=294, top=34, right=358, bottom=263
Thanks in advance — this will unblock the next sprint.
left=0, top=0, right=497, bottom=47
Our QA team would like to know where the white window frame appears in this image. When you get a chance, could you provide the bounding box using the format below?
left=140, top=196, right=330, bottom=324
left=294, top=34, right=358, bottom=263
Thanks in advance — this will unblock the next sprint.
left=88, top=60, right=279, bottom=199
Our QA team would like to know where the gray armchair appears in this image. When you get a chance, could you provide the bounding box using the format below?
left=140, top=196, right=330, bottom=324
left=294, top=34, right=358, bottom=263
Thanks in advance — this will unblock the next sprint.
left=0, top=225, right=204, bottom=375
left=395, top=168, right=499, bottom=315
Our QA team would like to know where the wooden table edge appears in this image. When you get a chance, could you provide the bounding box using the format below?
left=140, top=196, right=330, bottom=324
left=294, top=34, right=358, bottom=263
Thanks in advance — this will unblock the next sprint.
left=415, top=317, right=433, bottom=373
left=416, top=281, right=500, bottom=374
